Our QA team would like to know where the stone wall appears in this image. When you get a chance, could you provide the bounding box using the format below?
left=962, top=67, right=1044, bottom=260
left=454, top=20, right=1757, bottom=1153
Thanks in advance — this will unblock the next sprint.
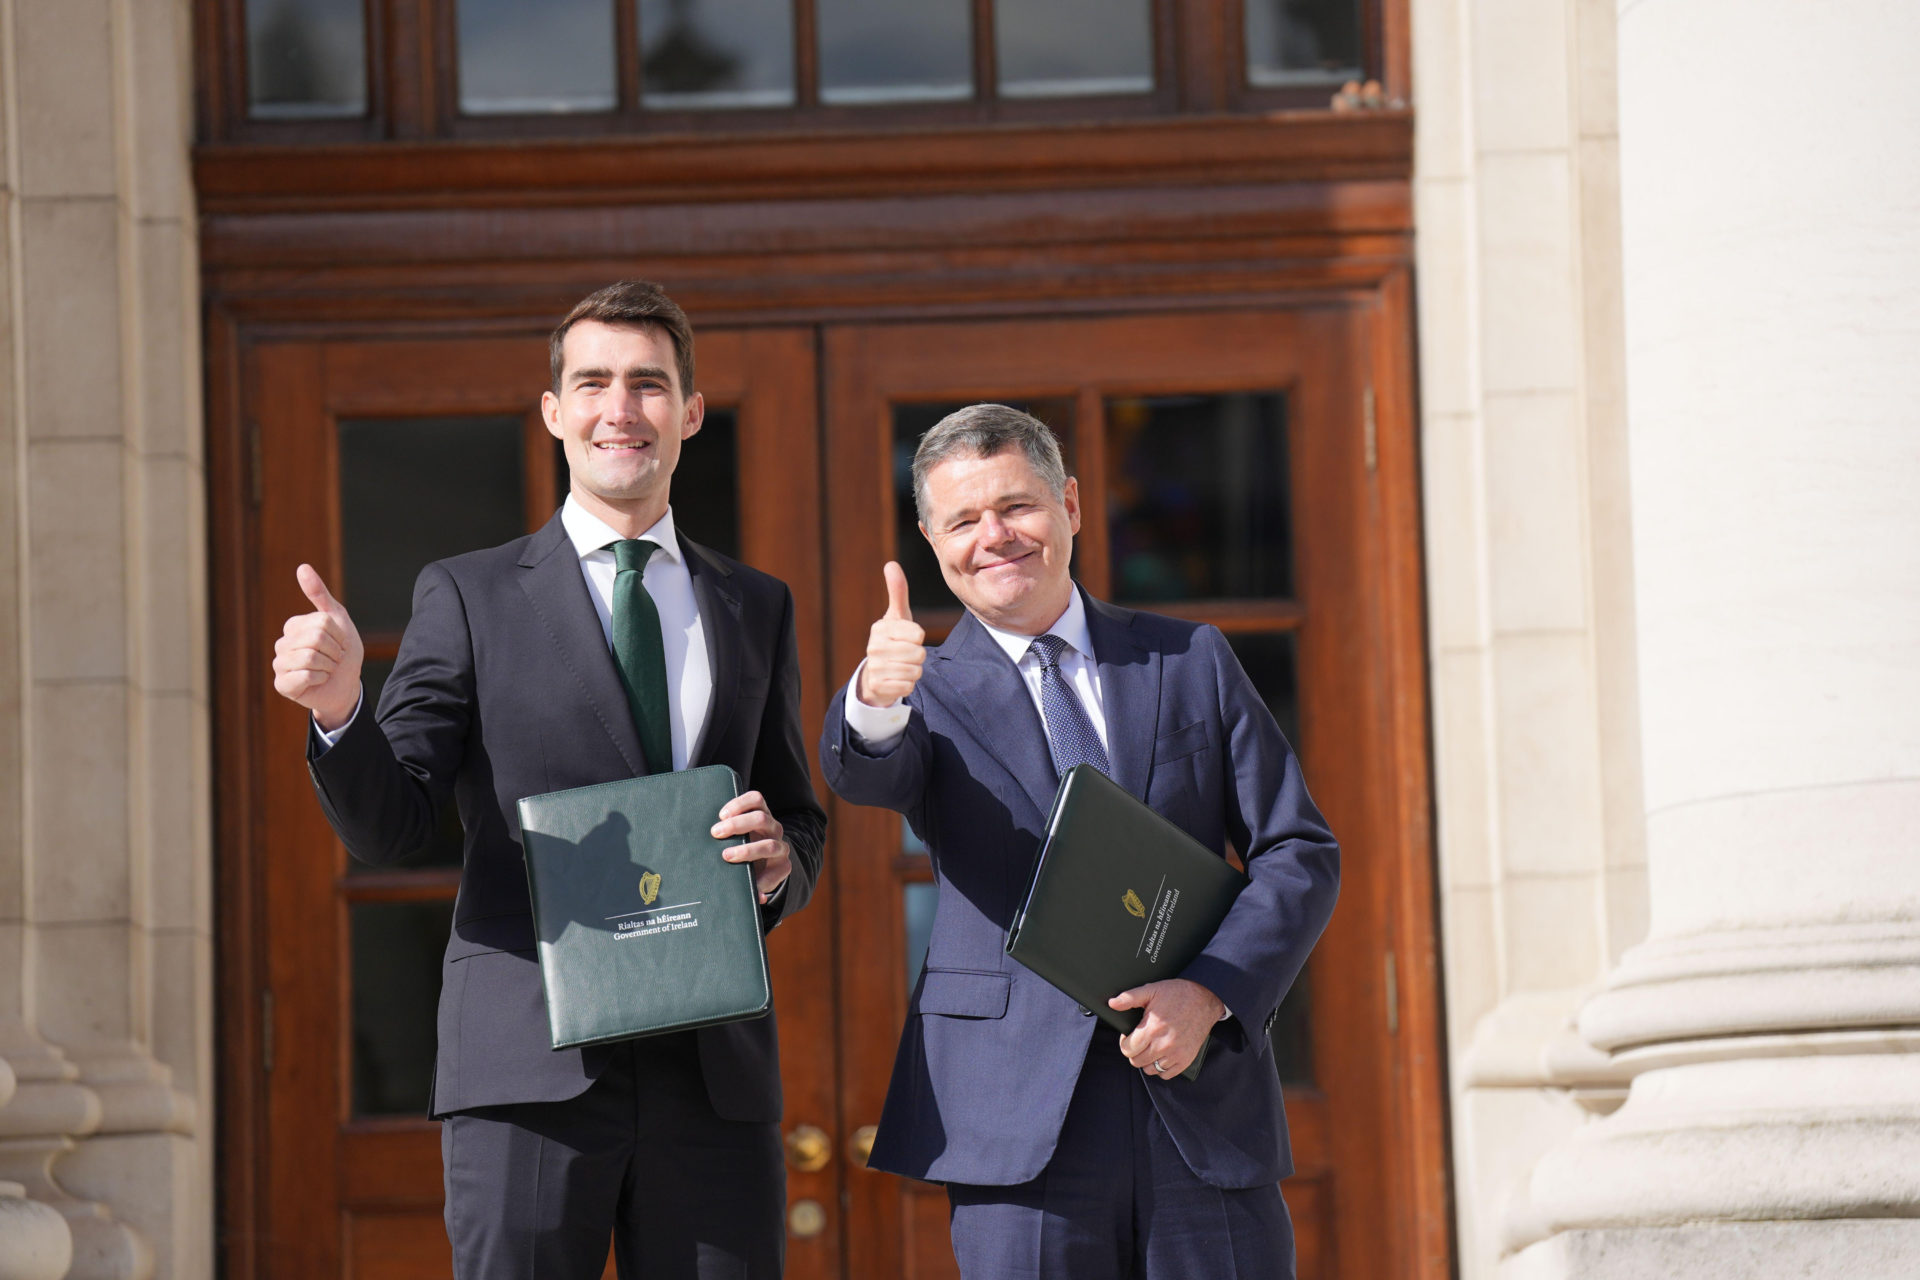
left=1416, top=0, right=1920, bottom=1275
left=0, top=1, right=211, bottom=1276
left=1410, top=0, right=1645, bottom=1272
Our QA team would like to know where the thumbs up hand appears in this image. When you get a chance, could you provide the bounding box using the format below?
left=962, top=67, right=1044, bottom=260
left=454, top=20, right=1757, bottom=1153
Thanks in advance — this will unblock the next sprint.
left=272, top=564, right=366, bottom=732
left=856, top=561, right=926, bottom=708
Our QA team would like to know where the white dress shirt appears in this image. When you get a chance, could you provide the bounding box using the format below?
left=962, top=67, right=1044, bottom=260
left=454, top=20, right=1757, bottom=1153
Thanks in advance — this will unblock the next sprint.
left=845, top=588, right=1108, bottom=755
left=319, top=496, right=713, bottom=771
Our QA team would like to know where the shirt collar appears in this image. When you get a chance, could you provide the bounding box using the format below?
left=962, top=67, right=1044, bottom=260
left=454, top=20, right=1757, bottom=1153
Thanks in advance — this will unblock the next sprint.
left=561, top=494, right=682, bottom=564
left=977, top=586, right=1093, bottom=667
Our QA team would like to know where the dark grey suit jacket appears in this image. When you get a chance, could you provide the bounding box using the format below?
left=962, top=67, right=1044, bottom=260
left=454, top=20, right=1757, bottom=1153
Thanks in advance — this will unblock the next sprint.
left=309, top=509, right=826, bottom=1120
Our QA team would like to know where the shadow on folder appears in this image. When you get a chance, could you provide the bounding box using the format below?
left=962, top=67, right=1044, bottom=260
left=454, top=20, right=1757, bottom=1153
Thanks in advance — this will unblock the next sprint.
left=530, top=810, right=663, bottom=944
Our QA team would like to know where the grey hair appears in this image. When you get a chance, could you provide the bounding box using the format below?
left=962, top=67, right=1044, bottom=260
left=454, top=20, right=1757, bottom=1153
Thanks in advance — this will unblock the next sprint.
left=911, top=404, right=1069, bottom=525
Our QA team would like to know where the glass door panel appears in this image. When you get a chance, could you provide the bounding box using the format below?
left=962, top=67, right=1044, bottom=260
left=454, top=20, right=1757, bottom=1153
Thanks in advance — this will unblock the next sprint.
left=825, top=307, right=1396, bottom=1280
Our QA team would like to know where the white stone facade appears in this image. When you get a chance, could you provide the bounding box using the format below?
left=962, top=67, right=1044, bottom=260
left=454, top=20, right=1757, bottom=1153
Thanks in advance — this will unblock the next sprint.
left=0, top=0, right=212, bottom=1276
left=1418, top=0, right=1920, bottom=1275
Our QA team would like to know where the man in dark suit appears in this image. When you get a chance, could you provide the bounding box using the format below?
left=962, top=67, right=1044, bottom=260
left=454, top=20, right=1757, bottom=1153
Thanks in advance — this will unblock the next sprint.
left=820, top=404, right=1338, bottom=1278
left=271, top=281, right=825, bottom=1278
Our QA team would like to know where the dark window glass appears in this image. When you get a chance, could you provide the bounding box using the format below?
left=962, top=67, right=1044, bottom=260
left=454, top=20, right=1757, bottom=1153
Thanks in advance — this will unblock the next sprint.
left=818, top=0, right=972, bottom=105
left=338, top=415, right=526, bottom=635
left=1105, top=393, right=1293, bottom=603
left=344, top=660, right=465, bottom=874
left=890, top=399, right=1076, bottom=615
left=1225, top=631, right=1301, bottom=756
left=549, top=408, right=738, bottom=559
left=245, top=0, right=366, bottom=118
left=640, top=0, right=796, bottom=108
left=457, top=0, right=617, bottom=114
left=669, top=406, right=741, bottom=559
left=1269, top=963, right=1314, bottom=1086
left=1244, top=0, right=1364, bottom=87
left=995, top=0, right=1153, bottom=99
left=904, top=881, right=937, bottom=992
left=351, top=899, right=456, bottom=1115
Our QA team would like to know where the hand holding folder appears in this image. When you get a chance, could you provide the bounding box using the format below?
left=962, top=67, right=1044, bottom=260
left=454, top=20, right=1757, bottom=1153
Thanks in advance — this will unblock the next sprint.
left=1006, top=764, right=1249, bottom=1082
left=518, top=765, right=771, bottom=1050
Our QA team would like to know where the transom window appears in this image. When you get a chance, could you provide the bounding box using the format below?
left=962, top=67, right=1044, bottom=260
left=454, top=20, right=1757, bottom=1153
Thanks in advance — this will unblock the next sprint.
left=234, top=0, right=1375, bottom=135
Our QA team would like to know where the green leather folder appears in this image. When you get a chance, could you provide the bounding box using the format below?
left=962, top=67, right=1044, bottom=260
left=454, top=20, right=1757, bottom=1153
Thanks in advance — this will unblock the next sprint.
left=1006, top=764, right=1248, bottom=1081
left=517, top=765, right=770, bottom=1050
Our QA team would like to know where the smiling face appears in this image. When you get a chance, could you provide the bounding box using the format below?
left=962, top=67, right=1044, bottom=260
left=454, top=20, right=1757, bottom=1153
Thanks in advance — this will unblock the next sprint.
left=541, top=319, right=704, bottom=535
left=919, top=447, right=1081, bottom=636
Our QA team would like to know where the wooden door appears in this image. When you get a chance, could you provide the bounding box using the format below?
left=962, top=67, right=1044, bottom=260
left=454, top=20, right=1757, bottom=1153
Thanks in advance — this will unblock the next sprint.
left=821, top=308, right=1427, bottom=1280
left=240, top=330, right=840, bottom=1278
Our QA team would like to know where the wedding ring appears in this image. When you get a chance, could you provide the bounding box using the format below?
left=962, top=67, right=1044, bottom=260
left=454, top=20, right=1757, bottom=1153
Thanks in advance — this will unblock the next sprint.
left=1151, top=1059, right=1165, bottom=1074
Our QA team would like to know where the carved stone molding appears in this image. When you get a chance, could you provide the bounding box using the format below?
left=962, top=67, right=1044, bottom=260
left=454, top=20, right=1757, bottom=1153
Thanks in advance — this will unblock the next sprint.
left=1580, top=922, right=1920, bottom=1053
left=0, top=1179, right=73, bottom=1280
left=1505, top=1054, right=1920, bottom=1269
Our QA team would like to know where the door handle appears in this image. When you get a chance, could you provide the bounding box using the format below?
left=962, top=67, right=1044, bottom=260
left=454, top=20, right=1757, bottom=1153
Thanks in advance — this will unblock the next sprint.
left=784, top=1124, right=832, bottom=1173
left=849, top=1124, right=878, bottom=1168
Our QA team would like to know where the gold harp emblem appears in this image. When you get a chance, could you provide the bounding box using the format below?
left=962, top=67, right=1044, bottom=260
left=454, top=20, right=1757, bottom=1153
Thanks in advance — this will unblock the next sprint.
left=1122, top=889, right=1146, bottom=919
left=639, top=872, right=662, bottom=906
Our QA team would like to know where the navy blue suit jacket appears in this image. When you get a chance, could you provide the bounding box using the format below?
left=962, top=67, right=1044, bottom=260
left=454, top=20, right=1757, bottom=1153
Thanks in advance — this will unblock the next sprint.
left=821, top=589, right=1337, bottom=1189
left=308, top=510, right=826, bottom=1121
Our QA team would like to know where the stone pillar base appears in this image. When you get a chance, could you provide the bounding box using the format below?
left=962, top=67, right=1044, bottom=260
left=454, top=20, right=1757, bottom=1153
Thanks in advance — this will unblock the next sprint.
left=1506, top=1220, right=1920, bottom=1280
left=0, top=1181, right=72, bottom=1280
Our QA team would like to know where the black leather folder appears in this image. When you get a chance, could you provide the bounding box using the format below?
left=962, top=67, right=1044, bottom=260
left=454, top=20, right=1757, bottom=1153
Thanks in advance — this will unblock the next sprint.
left=1006, top=764, right=1248, bottom=1081
left=517, top=764, right=770, bottom=1049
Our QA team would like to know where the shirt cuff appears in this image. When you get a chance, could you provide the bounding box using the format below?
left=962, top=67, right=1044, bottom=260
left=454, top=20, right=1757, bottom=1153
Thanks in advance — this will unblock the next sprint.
left=844, top=660, right=910, bottom=750
left=313, top=688, right=365, bottom=752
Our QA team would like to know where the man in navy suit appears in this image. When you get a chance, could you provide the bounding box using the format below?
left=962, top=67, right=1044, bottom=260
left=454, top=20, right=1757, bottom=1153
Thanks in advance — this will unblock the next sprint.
left=821, top=404, right=1338, bottom=1278
left=271, top=281, right=825, bottom=1278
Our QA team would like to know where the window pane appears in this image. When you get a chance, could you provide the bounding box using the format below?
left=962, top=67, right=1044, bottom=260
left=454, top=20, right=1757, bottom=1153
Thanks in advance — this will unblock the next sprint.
left=640, top=0, right=796, bottom=108
left=666, top=407, right=741, bottom=560
left=1226, top=631, right=1301, bottom=756
left=246, top=0, right=366, bottom=119
left=351, top=899, right=455, bottom=1115
left=1244, top=0, right=1364, bottom=87
left=1270, top=962, right=1314, bottom=1086
left=1105, top=393, right=1293, bottom=603
left=995, top=0, right=1153, bottom=99
left=904, top=881, right=937, bottom=992
left=891, top=399, right=1076, bottom=616
left=458, top=0, right=617, bottom=114
left=818, top=0, right=973, bottom=105
left=338, top=415, right=526, bottom=635
left=344, top=660, right=465, bottom=874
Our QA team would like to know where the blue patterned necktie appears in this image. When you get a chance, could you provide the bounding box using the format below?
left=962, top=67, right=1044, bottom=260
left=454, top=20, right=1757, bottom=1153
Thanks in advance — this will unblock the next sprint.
left=1028, top=633, right=1110, bottom=779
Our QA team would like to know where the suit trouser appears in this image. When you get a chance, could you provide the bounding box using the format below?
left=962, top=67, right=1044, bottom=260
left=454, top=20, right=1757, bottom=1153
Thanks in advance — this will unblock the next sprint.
left=946, top=1035, right=1294, bottom=1280
left=441, top=1031, right=785, bottom=1279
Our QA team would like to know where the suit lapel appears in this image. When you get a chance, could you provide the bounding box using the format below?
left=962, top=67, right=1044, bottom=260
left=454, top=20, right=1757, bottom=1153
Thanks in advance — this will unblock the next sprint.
left=682, top=535, right=741, bottom=768
left=516, top=511, right=645, bottom=777
left=934, top=612, right=1060, bottom=822
left=1084, top=592, right=1159, bottom=802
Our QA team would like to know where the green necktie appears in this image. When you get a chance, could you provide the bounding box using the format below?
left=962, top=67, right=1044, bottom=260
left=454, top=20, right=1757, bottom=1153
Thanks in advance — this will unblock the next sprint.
left=611, top=539, right=673, bottom=774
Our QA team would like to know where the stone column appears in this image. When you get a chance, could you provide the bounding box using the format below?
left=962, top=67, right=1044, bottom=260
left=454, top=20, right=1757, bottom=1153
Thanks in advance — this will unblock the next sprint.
left=1504, top=1, right=1920, bottom=1273
left=0, top=0, right=209, bottom=1275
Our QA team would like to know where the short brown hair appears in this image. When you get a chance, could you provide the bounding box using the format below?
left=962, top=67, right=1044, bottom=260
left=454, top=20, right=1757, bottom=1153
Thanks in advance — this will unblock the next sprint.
left=549, top=280, right=696, bottom=395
